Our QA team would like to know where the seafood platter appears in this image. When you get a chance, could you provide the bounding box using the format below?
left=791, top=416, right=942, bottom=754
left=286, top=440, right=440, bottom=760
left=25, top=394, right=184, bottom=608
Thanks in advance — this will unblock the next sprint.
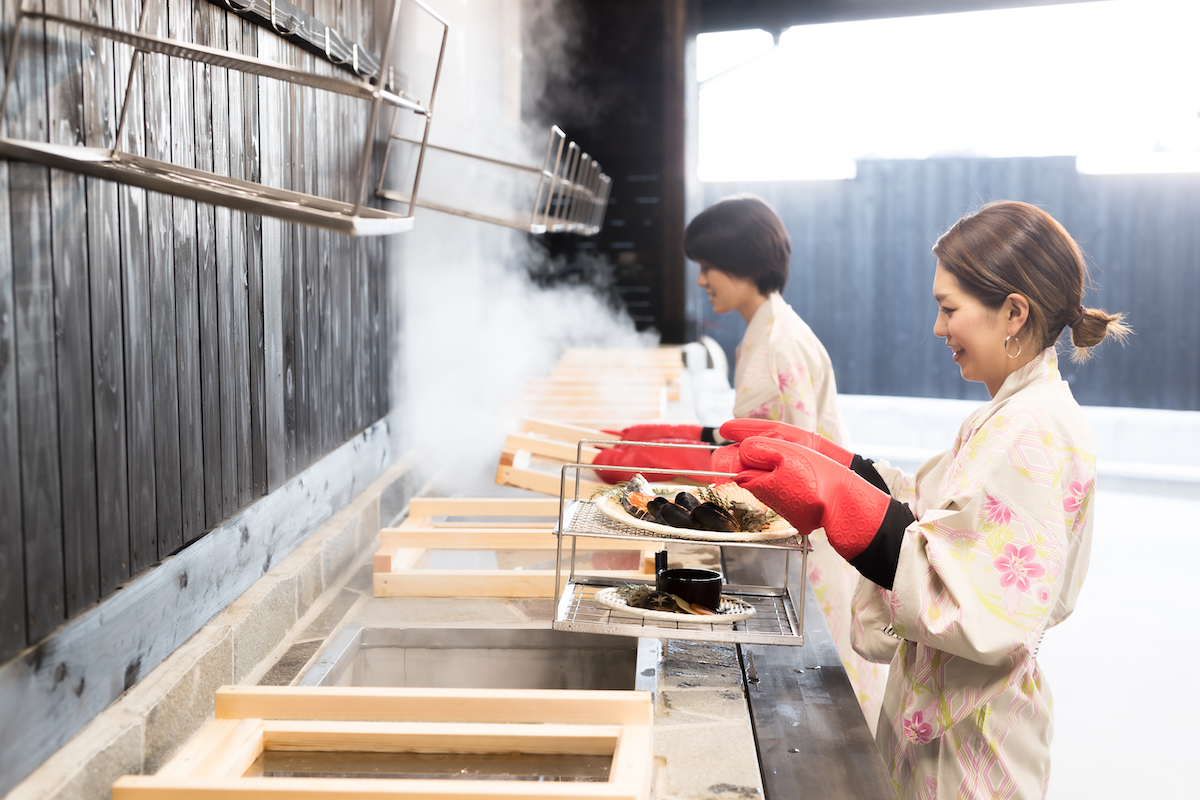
left=550, top=455, right=809, bottom=647
left=595, top=474, right=798, bottom=542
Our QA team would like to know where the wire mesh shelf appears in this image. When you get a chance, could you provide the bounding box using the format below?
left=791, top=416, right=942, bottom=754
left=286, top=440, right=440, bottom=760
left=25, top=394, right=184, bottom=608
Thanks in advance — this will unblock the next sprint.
left=554, top=580, right=803, bottom=646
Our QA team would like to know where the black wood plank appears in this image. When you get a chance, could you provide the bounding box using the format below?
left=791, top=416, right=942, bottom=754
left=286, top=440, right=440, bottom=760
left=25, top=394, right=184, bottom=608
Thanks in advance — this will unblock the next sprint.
left=282, top=196, right=298, bottom=483
left=290, top=65, right=312, bottom=474
left=210, top=5, right=237, bottom=519
left=325, top=0, right=346, bottom=445
left=0, top=154, right=26, bottom=662
left=358, top=0, right=380, bottom=427
left=243, top=18, right=267, bottom=500
left=10, top=5, right=67, bottom=644
left=110, top=0, right=157, bottom=575
left=169, top=0, right=204, bottom=546
left=141, top=8, right=183, bottom=559
left=289, top=33, right=311, bottom=473
left=347, top=0, right=363, bottom=436
left=193, top=0, right=222, bottom=530
left=81, top=0, right=130, bottom=601
left=225, top=10, right=252, bottom=509
left=312, top=0, right=332, bottom=457
left=47, top=0, right=101, bottom=616
left=258, top=26, right=288, bottom=493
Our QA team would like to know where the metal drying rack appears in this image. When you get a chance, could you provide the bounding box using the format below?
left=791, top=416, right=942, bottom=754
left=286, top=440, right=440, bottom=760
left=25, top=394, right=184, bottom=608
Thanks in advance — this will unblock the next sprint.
left=0, top=0, right=448, bottom=236
left=375, top=125, right=611, bottom=235
left=552, top=440, right=809, bottom=646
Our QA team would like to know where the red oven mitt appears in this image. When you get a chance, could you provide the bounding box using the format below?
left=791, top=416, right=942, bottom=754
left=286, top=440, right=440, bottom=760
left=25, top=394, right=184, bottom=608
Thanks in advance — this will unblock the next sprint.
left=591, top=438, right=714, bottom=484
left=733, top=437, right=885, bottom=557
left=718, top=418, right=853, bottom=467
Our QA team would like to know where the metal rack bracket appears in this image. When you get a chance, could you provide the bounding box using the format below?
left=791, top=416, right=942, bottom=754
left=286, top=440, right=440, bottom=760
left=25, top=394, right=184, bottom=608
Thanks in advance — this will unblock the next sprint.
left=0, top=0, right=448, bottom=236
left=376, top=125, right=611, bottom=235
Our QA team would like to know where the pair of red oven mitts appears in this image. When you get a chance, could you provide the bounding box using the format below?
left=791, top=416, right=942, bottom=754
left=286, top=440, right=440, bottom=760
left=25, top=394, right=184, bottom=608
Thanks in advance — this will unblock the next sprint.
left=592, top=419, right=913, bottom=588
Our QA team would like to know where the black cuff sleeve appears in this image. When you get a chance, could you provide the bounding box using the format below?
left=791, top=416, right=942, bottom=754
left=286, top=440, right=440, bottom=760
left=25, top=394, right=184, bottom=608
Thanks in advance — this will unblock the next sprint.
left=850, top=455, right=890, bottom=494
left=848, top=498, right=915, bottom=591
left=700, top=426, right=717, bottom=444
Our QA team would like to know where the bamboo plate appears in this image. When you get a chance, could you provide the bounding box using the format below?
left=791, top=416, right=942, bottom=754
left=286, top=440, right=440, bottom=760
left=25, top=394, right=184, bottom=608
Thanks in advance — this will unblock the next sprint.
left=596, top=485, right=796, bottom=542
left=593, top=587, right=756, bottom=622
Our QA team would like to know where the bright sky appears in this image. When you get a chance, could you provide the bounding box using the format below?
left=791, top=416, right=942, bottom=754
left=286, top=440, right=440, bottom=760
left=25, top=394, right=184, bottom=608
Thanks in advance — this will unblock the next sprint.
left=697, top=0, right=1200, bottom=180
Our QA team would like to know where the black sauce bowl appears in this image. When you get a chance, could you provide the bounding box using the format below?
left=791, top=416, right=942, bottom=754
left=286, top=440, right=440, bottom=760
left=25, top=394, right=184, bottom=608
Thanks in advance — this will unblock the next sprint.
left=656, top=568, right=723, bottom=610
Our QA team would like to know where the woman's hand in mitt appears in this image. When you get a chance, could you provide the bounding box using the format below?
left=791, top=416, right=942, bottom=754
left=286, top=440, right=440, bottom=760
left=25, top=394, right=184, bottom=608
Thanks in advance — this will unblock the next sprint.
left=718, top=418, right=853, bottom=467
left=733, top=437, right=891, bottom=561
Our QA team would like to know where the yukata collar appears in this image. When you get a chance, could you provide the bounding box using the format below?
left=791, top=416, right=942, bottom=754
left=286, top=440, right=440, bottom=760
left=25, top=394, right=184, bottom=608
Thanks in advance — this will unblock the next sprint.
left=744, top=292, right=783, bottom=340
left=990, top=346, right=1061, bottom=406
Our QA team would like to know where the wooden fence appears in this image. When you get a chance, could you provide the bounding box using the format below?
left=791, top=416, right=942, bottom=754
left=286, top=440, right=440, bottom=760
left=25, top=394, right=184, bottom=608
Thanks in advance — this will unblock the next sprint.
left=0, top=0, right=390, bottom=663
left=702, top=157, right=1200, bottom=411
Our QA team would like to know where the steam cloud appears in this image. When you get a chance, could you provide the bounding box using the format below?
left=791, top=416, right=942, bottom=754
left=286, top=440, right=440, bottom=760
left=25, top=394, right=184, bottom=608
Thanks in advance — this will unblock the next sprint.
left=383, top=0, right=657, bottom=495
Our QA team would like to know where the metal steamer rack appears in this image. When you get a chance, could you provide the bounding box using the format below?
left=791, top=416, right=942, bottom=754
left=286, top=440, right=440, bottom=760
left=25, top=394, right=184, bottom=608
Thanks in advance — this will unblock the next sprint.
left=552, top=440, right=809, bottom=646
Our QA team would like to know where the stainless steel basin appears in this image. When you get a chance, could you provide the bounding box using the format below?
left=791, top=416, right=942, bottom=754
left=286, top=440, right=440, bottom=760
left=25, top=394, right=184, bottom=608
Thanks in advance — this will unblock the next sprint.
left=299, top=625, right=659, bottom=693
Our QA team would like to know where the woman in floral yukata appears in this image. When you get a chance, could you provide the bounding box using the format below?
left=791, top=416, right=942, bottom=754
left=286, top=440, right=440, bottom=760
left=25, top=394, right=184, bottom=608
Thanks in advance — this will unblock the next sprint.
left=714, top=201, right=1130, bottom=799
left=593, top=194, right=890, bottom=729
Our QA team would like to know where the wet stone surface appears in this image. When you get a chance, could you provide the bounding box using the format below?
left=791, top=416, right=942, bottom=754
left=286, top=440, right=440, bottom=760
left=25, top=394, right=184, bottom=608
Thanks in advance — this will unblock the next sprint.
left=258, top=641, right=322, bottom=686
left=653, top=634, right=762, bottom=799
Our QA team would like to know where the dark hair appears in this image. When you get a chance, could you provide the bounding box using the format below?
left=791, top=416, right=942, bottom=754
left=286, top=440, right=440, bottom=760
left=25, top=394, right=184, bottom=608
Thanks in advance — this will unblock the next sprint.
left=933, top=201, right=1131, bottom=363
left=684, top=194, right=790, bottom=294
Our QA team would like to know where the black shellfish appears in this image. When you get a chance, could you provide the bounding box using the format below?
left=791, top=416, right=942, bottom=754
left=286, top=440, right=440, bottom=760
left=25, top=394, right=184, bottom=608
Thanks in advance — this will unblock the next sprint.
left=655, top=502, right=698, bottom=529
left=674, top=491, right=701, bottom=512
left=691, top=502, right=739, bottom=532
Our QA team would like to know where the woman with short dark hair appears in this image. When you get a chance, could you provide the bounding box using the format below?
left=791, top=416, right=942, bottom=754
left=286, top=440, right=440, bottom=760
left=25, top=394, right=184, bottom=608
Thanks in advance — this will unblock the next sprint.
left=685, top=195, right=840, bottom=430
left=717, top=201, right=1129, bottom=799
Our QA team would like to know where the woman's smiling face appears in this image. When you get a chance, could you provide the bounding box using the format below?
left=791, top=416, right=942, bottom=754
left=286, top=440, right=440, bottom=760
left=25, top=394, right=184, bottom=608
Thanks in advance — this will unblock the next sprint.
left=932, top=261, right=1013, bottom=396
left=697, top=260, right=762, bottom=318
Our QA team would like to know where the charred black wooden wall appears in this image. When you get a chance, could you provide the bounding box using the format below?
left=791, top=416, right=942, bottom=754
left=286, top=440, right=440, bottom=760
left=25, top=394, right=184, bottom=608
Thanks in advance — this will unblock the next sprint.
left=0, top=0, right=389, bottom=664
left=528, top=0, right=692, bottom=343
left=702, top=157, right=1200, bottom=412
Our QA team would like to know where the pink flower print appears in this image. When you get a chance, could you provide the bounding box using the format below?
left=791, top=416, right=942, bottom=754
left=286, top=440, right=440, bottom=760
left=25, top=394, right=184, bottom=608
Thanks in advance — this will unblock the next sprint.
left=747, top=402, right=777, bottom=420
left=887, top=587, right=903, bottom=618
left=982, top=495, right=1012, bottom=527
left=993, top=543, right=1047, bottom=593
left=903, top=711, right=934, bottom=745
left=1036, top=585, right=1052, bottom=605
left=1063, top=480, right=1086, bottom=514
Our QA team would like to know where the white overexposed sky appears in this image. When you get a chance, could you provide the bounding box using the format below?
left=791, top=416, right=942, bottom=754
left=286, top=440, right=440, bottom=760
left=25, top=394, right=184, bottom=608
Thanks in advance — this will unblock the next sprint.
left=697, top=0, right=1200, bottom=180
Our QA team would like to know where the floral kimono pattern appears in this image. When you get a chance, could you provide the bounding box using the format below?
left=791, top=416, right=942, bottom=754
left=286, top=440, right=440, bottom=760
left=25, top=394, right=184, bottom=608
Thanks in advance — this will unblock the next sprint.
left=851, top=348, right=1096, bottom=800
left=733, top=292, right=843, bottom=442
left=732, top=293, right=888, bottom=728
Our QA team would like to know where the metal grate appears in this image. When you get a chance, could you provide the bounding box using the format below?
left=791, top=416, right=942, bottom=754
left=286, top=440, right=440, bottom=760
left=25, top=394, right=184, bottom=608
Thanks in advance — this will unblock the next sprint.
left=555, top=582, right=803, bottom=646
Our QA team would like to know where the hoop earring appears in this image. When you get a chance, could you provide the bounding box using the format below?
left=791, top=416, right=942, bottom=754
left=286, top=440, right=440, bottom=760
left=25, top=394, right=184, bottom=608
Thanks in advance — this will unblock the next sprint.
left=1004, top=335, right=1022, bottom=359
